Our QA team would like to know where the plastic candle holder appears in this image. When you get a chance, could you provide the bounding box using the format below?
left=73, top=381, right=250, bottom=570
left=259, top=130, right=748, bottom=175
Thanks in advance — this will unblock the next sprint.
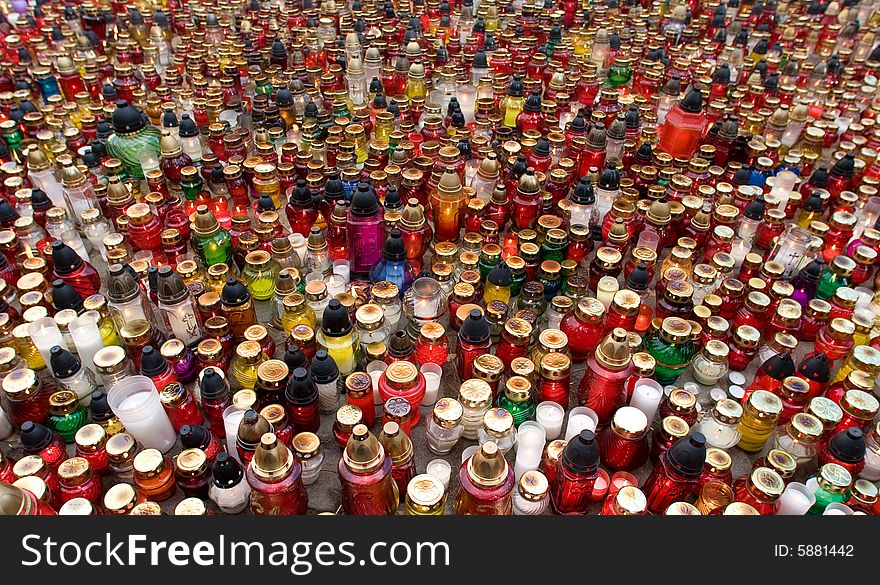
left=514, top=421, right=547, bottom=481
left=426, top=458, right=452, bottom=490
left=596, top=276, right=620, bottom=310
left=333, top=260, right=351, bottom=284
left=28, top=318, right=65, bottom=375
left=565, top=406, right=599, bottom=441
left=69, top=315, right=104, bottom=379
left=420, top=363, right=442, bottom=406
left=823, top=503, right=854, bottom=516
left=535, top=401, right=565, bottom=440
left=107, top=375, right=176, bottom=453
left=630, top=379, right=664, bottom=422
left=461, top=445, right=479, bottom=464
left=223, top=406, right=246, bottom=462
left=366, top=360, right=387, bottom=405
left=775, top=482, right=815, bottom=515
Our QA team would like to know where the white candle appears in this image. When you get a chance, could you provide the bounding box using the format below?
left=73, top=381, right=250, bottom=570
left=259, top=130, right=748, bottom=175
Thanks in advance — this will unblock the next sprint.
left=535, top=401, right=565, bottom=440
left=325, top=274, right=347, bottom=297
left=332, top=260, right=351, bottom=284
left=223, top=406, right=246, bottom=462
left=730, top=238, right=750, bottom=268
left=565, top=414, right=596, bottom=441
left=289, top=233, right=308, bottom=263
left=630, top=379, right=663, bottom=422
left=107, top=376, right=176, bottom=453
left=420, top=363, right=442, bottom=405
left=775, top=482, right=814, bottom=515
left=28, top=318, right=65, bottom=375
left=69, top=315, right=104, bottom=379
left=426, top=458, right=452, bottom=490
left=461, top=445, right=479, bottom=464
left=514, top=421, right=547, bottom=481
left=0, top=405, right=12, bottom=440
left=596, top=276, right=619, bottom=310
left=769, top=170, right=798, bottom=210
left=366, top=360, right=387, bottom=405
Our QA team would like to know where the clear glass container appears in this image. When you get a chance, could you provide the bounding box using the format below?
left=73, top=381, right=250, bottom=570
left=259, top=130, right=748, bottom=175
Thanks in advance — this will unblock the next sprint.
left=477, top=407, right=517, bottom=454
left=772, top=412, right=823, bottom=467
left=698, top=398, right=743, bottom=449
left=292, top=432, right=324, bottom=485
left=426, top=397, right=465, bottom=455
left=769, top=225, right=813, bottom=279
left=458, top=379, right=493, bottom=440
left=355, top=304, right=391, bottom=348
left=691, top=339, right=730, bottom=385
left=512, top=470, right=550, bottom=515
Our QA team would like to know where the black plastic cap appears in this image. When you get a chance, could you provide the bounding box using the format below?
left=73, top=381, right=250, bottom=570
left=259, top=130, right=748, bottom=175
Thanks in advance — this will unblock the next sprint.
left=350, top=183, right=379, bottom=217
left=636, top=141, right=654, bottom=159
left=309, top=350, right=339, bottom=384
left=473, top=50, right=488, bottom=69
left=487, top=262, right=514, bottom=288
left=30, top=188, right=51, bottom=210
left=20, top=421, right=54, bottom=451
left=798, top=352, right=830, bottom=383
left=803, top=192, right=824, bottom=212
left=571, top=177, right=595, bottom=205
left=381, top=229, right=407, bottom=262
left=561, top=430, right=600, bottom=474
left=798, top=259, right=825, bottom=282
left=51, top=240, right=84, bottom=275
left=52, top=279, right=83, bottom=312
left=49, top=345, right=82, bottom=379
left=325, top=174, right=345, bottom=201
left=625, top=263, right=650, bottom=291
left=832, top=153, right=855, bottom=177
left=0, top=198, right=18, bottom=223
left=666, top=433, right=707, bottom=477
left=808, top=166, right=829, bottom=188
left=827, top=428, right=866, bottom=463
left=212, top=452, right=243, bottom=487
left=524, top=89, right=542, bottom=113
left=459, top=309, right=490, bottom=344
left=285, top=367, right=318, bottom=405
left=744, top=196, right=765, bottom=220
left=597, top=165, right=621, bottom=191
left=283, top=346, right=309, bottom=372
left=199, top=367, right=229, bottom=402
left=679, top=86, right=703, bottom=114
left=733, top=167, right=752, bottom=186
left=221, top=277, right=251, bottom=307
left=388, top=330, right=414, bottom=357
left=321, top=299, right=353, bottom=336
left=178, top=114, right=199, bottom=137
left=534, top=136, right=550, bottom=157
left=761, top=352, right=795, bottom=381
left=89, top=390, right=112, bottom=419
left=713, top=63, right=731, bottom=84
left=383, top=187, right=402, bottom=210
left=140, top=346, right=167, bottom=377
left=180, top=424, right=212, bottom=450
left=112, top=100, right=145, bottom=133
left=508, top=75, right=524, bottom=97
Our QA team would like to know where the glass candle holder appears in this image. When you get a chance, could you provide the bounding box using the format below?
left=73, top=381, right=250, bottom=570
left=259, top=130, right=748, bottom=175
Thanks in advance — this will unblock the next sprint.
left=27, top=318, right=65, bottom=375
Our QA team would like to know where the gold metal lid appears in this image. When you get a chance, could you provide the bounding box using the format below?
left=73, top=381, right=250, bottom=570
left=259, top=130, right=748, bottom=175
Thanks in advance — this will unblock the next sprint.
left=712, top=398, right=743, bottom=424
left=467, top=441, right=509, bottom=488
left=723, top=502, right=759, bottom=515
left=133, top=449, right=166, bottom=476
left=175, top=448, right=208, bottom=476
left=661, top=416, right=690, bottom=438
left=518, top=470, right=549, bottom=502
left=129, top=501, right=163, bottom=516
left=2, top=368, right=37, bottom=397
left=432, top=397, right=463, bottom=428
left=106, top=433, right=137, bottom=462
left=253, top=433, right=295, bottom=481
left=746, top=390, right=784, bottom=418
left=58, top=456, right=91, bottom=483
left=458, top=379, right=492, bottom=407
left=611, top=406, right=649, bottom=439
left=74, top=424, right=106, bottom=450
left=257, top=359, right=289, bottom=385
left=473, top=354, right=504, bottom=380
left=93, top=346, right=127, bottom=371
left=292, top=432, right=321, bottom=459
left=660, top=317, right=692, bottom=342
left=482, top=407, right=514, bottom=437
left=665, top=502, right=702, bottom=515
left=386, top=361, right=418, bottom=385
left=705, top=448, right=732, bottom=472
left=343, top=425, right=385, bottom=473
left=407, top=474, right=446, bottom=507
left=175, top=498, right=207, bottom=515
left=103, top=483, right=138, bottom=514
left=614, top=486, right=647, bottom=515
left=335, top=404, right=363, bottom=428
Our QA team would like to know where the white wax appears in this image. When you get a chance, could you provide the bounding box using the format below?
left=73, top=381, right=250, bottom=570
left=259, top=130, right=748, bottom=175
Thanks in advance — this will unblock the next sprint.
left=117, top=394, right=176, bottom=452
left=69, top=316, right=104, bottom=379
left=421, top=371, right=441, bottom=406
left=325, top=274, right=347, bottom=296
left=536, top=401, right=565, bottom=441
left=596, top=276, right=619, bottom=310
left=461, top=445, right=479, bottom=464
left=224, top=408, right=246, bottom=462
left=28, top=319, right=65, bottom=376
left=366, top=359, right=387, bottom=404
left=332, top=260, right=351, bottom=284
left=426, top=459, right=452, bottom=490
left=631, top=381, right=663, bottom=422
left=564, top=414, right=596, bottom=441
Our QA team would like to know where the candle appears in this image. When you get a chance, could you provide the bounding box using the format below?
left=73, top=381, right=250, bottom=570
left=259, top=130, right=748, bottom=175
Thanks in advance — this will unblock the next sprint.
left=609, top=471, right=638, bottom=497
left=535, top=401, right=565, bottom=439
left=106, top=375, right=176, bottom=453
left=514, top=421, right=546, bottom=481
left=769, top=170, right=798, bottom=211
left=730, top=238, right=750, bottom=268
left=62, top=230, right=90, bottom=262
left=591, top=468, right=610, bottom=502
left=460, top=445, right=479, bottom=464
left=596, top=276, right=620, bottom=310
left=366, top=360, right=387, bottom=405
left=420, top=363, right=442, bottom=405
left=564, top=406, right=598, bottom=441
left=289, top=233, right=308, bottom=264
left=775, top=482, right=814, bottom=515
left=28, top=318, right=65, bottom=375
left=630, top=379, right=664, bottom=422
left=223, top=405, right=246, bottom=462
left=325, top=274, right=347, bottom=297
left=856, top=196, right=880, bottom=238
left=68, top=315, right=104, bottom=380
left=332, top=260, right=351, bottom=284
left=636, top=230, right=660, bottom=251
left=426, top=458, right=452, bottom=490
left=0, top=406, right=12, bottom=440
left=823, top=503, right=853, bottom=516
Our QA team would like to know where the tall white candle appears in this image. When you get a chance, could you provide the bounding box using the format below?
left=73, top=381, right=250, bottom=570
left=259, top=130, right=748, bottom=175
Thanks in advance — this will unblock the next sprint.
left=420, top=363, right=442, bottom=405
left=366, top=360, right=387, bottom=405
left=28, top=318, right=65, bottom=375
left=107, top=376, right=176, bottom=453
left=596, top=276, right=619, bottom=310
left=223, top=406, right=246, bottom=462
left=565, top=407, right=598, bottom=441
left=630, top=379, right=664, bottom=422
left=69, top=315, right=104, bottom=379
